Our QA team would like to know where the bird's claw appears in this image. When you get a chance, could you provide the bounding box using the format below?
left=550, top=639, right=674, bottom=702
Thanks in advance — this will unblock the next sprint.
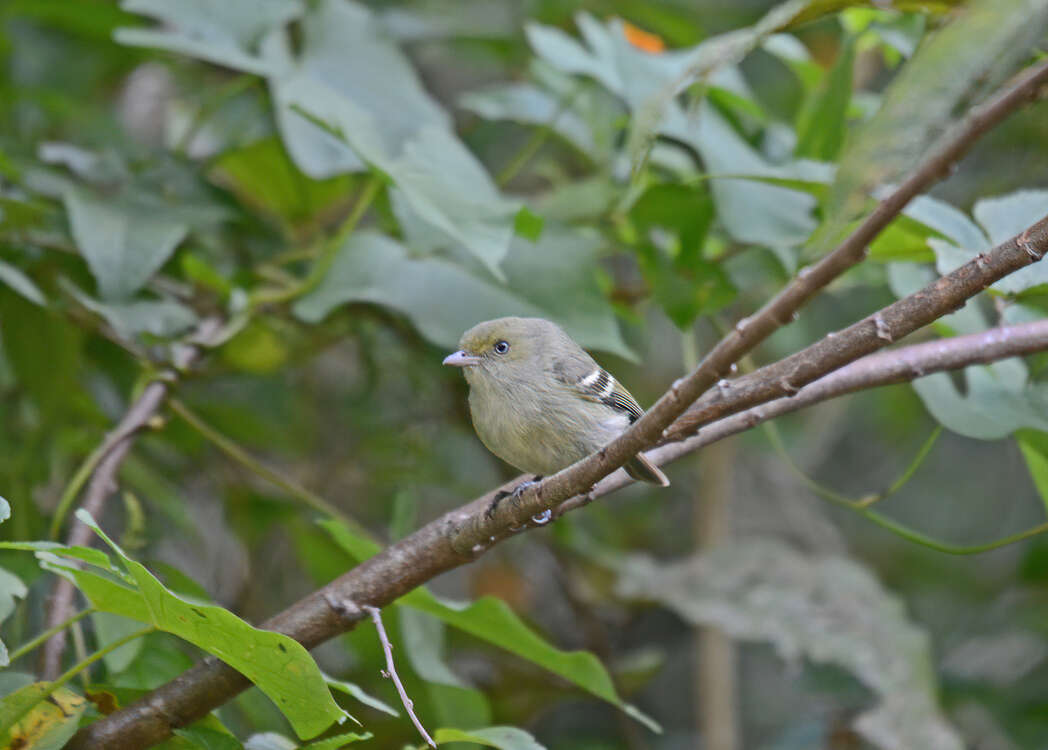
left=485, top=476, right=543, bottom=520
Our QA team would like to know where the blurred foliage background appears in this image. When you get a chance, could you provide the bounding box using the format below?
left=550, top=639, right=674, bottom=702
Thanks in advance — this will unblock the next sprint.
left=1, top=0, right=1048, bottom=748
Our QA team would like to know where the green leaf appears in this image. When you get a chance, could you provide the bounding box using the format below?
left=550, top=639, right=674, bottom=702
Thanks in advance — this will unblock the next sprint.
left=269, top=0, right=449, bottom=179
left=294, top=230, right=632, bottom=359
left=92, top=612, right=146, bottom=674
left=617, top=541, right=963, bottom=750
left=116, top=0, right=303, bottom=76
left=172, top=725, right=243, bottom=750
left=303, top=732, right=372, bottom=749
left=65, top=511, right=351, bottom=739
left=1017, top=430, right=1048, bottom=515
left=399, top=590, right=658, bottom=733
left=210, top=137, right=353, bottom=234
left=318, top=519, right=656, bottom=731
left=971, top=190, right=1048, bottom=294
left=683, top=104, right=817, bottom=250
left=0, top=683, right=87, bottom=750
left=0, top=261, right=46, bottom=306
left=795, top=36, right=855, bottom=161
left=323, top=673, right=398, bottom=717
left=821, top=0, right=1048, bottom=250
left=459, top=83, right=601, bottom=158
left=62, top=280, right=198, bottom=340
left=64, top=187, right=189, bottom=300
left=0, top=567, right=27, bottom=666
left=433, top=726, right=545, bottom=750
left=513, top=206, right=544, bottom=242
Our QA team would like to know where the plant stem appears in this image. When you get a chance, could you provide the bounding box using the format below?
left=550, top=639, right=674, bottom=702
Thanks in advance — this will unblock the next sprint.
left=6, top=608, right=96, bottom=665
left=168, top=398, right=372, bottom=538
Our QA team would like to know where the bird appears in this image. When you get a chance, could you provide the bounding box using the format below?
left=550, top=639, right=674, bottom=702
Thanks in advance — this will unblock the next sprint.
left=443, top=317, right=669, bottom=504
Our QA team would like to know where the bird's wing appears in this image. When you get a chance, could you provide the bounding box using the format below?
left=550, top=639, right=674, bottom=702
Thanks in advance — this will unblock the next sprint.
left=555, top=357, right=644, bottom=424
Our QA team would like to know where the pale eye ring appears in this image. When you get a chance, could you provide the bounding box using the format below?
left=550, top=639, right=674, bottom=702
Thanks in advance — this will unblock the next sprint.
left=493, top=340, right=510, bottom=355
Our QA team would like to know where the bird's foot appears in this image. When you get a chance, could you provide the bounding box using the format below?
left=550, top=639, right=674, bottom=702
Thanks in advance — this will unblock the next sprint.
left=486, top=476, right=543, bottom=520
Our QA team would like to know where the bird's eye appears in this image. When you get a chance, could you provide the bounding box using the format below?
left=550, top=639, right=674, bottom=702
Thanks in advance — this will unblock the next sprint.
left=493, top=340, right=510, bottom=354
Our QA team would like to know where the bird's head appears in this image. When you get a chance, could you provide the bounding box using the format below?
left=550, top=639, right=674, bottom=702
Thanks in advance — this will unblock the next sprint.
left=443, top=317, right=565, bottom=385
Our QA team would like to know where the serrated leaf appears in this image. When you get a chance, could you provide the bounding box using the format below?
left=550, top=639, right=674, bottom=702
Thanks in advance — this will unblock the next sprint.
left=617, top=541, right=963, bottom=750
left=433, top=726, right=546, bottom=749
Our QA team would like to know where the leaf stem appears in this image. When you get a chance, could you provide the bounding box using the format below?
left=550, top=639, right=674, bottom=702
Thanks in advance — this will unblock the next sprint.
left=49, top=446, right=107, bottom=541
left=6, top=608, right=96, bottom=665
left=496, top=85, right=582, bottom=187
left=168, top=398, right=373, bottom=538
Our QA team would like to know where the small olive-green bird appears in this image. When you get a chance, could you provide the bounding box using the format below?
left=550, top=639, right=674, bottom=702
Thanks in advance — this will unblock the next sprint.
left=443, top=317, right=669, bottom=488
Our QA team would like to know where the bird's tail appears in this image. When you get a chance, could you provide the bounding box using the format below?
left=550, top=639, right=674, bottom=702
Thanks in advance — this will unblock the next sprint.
left=624, top=452, right=670, bottom=487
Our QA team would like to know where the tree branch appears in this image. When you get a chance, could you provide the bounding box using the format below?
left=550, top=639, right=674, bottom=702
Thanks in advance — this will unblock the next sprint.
left=40, top=320, right=220, bottom=679
left=67, top=217, right=1048, bottom=749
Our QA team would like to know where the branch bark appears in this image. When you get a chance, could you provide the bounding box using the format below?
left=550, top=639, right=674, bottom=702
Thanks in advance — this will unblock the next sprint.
left=40, top=320, right=220, bottom=679
left=68, top=217, right=1048, bottom=749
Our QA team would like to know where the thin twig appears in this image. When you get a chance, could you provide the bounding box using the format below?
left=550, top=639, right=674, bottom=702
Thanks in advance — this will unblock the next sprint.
left=362, top=605, right=436, bottom=749
left=168, top=398, right=371, bottom=537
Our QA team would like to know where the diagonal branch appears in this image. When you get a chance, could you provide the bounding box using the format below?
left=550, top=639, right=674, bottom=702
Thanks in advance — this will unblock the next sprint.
left=67, top=216, right=1048, bottom=750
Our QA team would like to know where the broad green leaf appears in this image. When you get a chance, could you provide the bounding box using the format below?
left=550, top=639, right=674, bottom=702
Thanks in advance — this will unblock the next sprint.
left=63, top=512, right=350, bottom=739
left=116, top=0, right=303, bottom=76
left=0, top=540, right=118, bottom=572
left=894, top=193, right=989, bottom=251
left=268, top=0, right=448, bottom=179
left=399, top=608, right=468, bottom=688
left=62, top=280, right=198, bottom=340
left=64, top=188, right=189, bottom=300
left=433, top=726, right=545, bottom=750
left=318, top=518, right=657, bottom=731
left=1017, top=430, right=1048, bottom=514
left=617, top=541, right=963, bottom=750
left=245, top=734, right=297, bottom=750
left=623, top=0, right=812, bottom=173
left=680, top=103, right=817, bottom=250
left=924, top=190, right=1048, bottom=295
left=0, top=566, right=26, bottom=667
left=971, top=190, right=1048, bottom=294
left=911, top=367, right=1048, bottom=441
left=172, top=725, right=243, bottom=750
left=0, top=683, right=87, bottom=750
left=268, top=2, right=521, bottom=274
left=304, top=732, right=372, bottom=749
left=794, top=36, right=855, bottom=161
left=323, top=673, right=398, bottom=717
left=459, top=83, right=601, bottom=157
left=822, top=0, right=1048, bottom=249
left=210, top=138, right=352, bottom=234
left=294, top=230, right=632, bottom=359
left=0, top=261, right=45, bottom=306
left=399, top=589, right=659, bottom=733
left=93, top=612, right=146, bottom=674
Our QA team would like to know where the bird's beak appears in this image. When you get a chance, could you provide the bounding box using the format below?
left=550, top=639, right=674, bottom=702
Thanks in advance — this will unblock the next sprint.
left=443, top=350, right=481, bottom=367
